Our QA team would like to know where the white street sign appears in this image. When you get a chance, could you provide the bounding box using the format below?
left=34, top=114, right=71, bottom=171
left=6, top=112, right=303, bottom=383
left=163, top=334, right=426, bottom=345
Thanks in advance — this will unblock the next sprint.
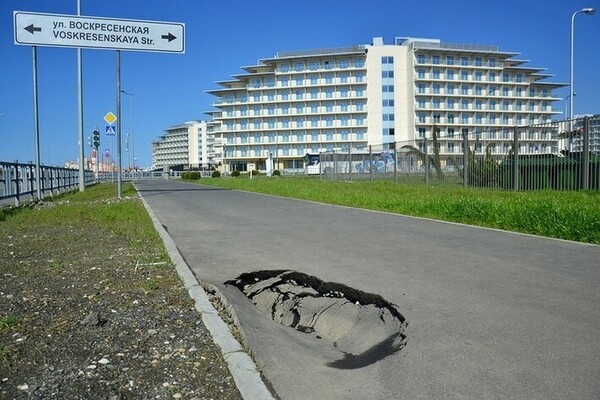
left=14, top=11, right=184, bottom=53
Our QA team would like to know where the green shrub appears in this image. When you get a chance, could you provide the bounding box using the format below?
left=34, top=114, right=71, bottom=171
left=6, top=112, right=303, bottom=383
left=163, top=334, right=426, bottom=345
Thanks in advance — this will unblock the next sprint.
left=181, top=171, right=201, bottom=180
left=272, top=170, right=281, bottom=176
left=251, top=170, right=260, bottom=177
left=211, top=170, right=221, bottom=178
left=231, top=170, right=241, bottom=177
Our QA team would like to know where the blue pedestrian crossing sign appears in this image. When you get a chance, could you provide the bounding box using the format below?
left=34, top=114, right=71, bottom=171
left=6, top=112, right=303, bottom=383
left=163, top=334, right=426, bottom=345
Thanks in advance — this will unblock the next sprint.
left=105, top=125, right=116, bottom=136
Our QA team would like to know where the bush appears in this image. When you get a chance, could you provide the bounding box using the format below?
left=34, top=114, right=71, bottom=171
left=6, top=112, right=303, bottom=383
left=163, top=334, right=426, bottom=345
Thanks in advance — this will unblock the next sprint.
left=251, top=170, right=260, bottom=177
left=272, top=170, right=281, bottom=176
left=231, top=170, right=241, bottom=177
left=181, top=171, right=201, bottom=180
left=211, top=170, right=221, bottom=178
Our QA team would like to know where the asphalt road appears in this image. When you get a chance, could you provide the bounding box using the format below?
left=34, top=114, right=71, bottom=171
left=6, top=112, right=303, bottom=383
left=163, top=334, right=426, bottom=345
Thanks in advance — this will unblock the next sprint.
left=136, top=179, right=600, bottom=400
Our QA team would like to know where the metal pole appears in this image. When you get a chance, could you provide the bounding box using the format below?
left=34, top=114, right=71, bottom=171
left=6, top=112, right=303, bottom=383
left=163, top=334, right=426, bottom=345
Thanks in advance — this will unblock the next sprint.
left=463, top=129, right=468, bottom=187
left=513, top=126, right=519, bottom=191
left=77, top=0, right=85, bottom=192
left=424, top=137, right=429, bottom=185
left=116, top=50, right=122, bottom=198
left=582, top=116, right=590, bottom=190
left=32, top=46, right=42, bottom=201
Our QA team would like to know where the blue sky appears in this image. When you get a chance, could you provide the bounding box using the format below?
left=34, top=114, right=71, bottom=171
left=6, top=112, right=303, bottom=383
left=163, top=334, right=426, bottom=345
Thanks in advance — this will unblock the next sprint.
left=1, top=0, right=598, bottom=168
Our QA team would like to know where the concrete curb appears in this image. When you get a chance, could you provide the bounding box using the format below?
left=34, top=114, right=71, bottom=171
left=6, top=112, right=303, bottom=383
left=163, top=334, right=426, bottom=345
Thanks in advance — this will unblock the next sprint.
left=136, top=187, right=274, bottom=400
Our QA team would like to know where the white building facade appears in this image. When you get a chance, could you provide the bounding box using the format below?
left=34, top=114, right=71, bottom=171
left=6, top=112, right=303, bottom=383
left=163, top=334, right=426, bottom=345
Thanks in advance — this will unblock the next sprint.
left=152, top=120, right=211, bottom=170
left=207, top=37, right=565, bottom=173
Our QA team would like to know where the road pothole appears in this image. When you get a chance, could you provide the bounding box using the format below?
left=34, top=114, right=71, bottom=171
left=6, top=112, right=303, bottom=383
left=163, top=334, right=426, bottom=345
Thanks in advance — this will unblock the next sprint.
left=225, top=270, right=407, bottom=369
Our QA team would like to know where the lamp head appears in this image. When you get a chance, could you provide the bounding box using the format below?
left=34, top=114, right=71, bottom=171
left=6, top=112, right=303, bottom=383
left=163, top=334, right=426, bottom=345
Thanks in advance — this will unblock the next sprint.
left=582, top=7, right=596, bottom=15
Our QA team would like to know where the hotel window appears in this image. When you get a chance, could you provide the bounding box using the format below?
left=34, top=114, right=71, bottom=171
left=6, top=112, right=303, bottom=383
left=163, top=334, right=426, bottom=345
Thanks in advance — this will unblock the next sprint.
left=432, top=55, right=440, bottom=64
left=432, top=69, right=440, bottom=79
left=296, top=118, right=304, bottom=128
left=326, top=131, right=334, bottom=141
left=516, top=101, right=522, bottom=110
left=324, top=60, right=333, bottom=70
left=268, top=106, right=275, bottom=115
left=517, top=88, right=522, bottom=97
left=448, top=84, right=455, bottom=94
left=311, top=104, right=318, bottom=113
left=382, top=56, right=394, bottom=64
left=490, top=115, right=496, bottom=124
left=382, top=71, right=394, bottom=78
left=241, top=108, right=248, bottom=116
left=252, top=79, right=261, bottom=89
left=267, top=92, right=275, bottom=101
left=354, top=59, right=365, bottom=68
left=311, top=131, right=319, bottom=141
left=461, top=71, right=468, bottom=81
left=253, top=106, right=261, bottom=115
left=356, top=130, right=365, bottom=140
left=356, top=102, right=365, bottom=111
left=325, top=89, right=333, bottom=98
left=253, top=120, right=260, bottom=129
left=326, top=117, right=333, bottom=127
left=341, top=102, right=349, bottom=112
left=418, top=114, right=426, bottom=123
left=418, top=69, right=425, bottom=79
left=475, top=57, right=482, bottom=66
left=281, top=105, right=289, bottom=114
left=475, top=100, right=482, bottom=110
left=447, top=142, right=455, bottom=153
left=268, top=120, right=275, bottom=129
left=325, top=74, right=333, bottom=84
left=341, top=130, right=349, bottom=141
left=340, top=60, right=349, bottom=68
left=515, top=74, right=523, bottom=83
left=476, top=86, right=483, bottom=95
left=448, top=99, right=455, bottom=109
left=281, top=78, right=289, bottom=87
left=433, top=84, right=440, bottom=94
left=475, top=71, right=482, bottom=81
left=489, top=58, right=496, bottom=67
left=282, top=92, right=289, bottom=101
left=461, top=85, right=469, bottom=95
left=357, top=116, right=365, bottom=125
left=296, top=105, right=303, bottom=113
left=489, top=100, right=496, bottom=110
left=341, top=89, right=348, bottom=97
left=418, top=128, right=426, bottom=138
left=282, top=119, right=290, bottom=128
left=295, top=77, right=303, bottom=86
left=268, top=133, right=276, bottom=142
left=503, top=115, right=509, bottom=124
left=447, top=70, right=455, bottom=80
left=325, top=103, right=333, bottom=112
left=448, top=114, right=455, bottom=124
left=310, top=75, right=318, bottom=85
left=418, top=99, right=426, bottom=108
left=382, top=85, right=394, bottom=92
left=267, top=78, right=275, bottom=87
left=356, top=73, right=365, bottom=82
left=462, top=99, right=468, bottom=109
left=418, top=83, right=426, bottom=94
left=341, top=116, right=349, bottom=126
left=309, top=61, right=319, bottom=70
left=295, top=62, right=304, bottom=72
left=433, top=114, right=441, bottom=123
left=296, top=133, right=304, bottom=142
left=295, top=90, right=303, bottom=100
left=310, top=117, right=318, bottom=127
left=433, top=99, right=440, bottom=109
left=503, top=73, right=509, bottom=83
left=280, top=63, right=289, bottom=72
left=448, top=127, right=455, bottom=136
left=475, top=114, right=483, bottom=124
left=383, top=114, right=395, bottom=121
left=340, top=74, right=349, bottom=83
left=310, top=89, right=318, bottom=99
left=462, top=114, right=468, bottom=124
left=529, top=88, right=536, bottom=97
left=446, top=56, right=455, bottom=65
left=460, top=57, right=468, bottom=66
left=503, top=87, right=509, bottom=96
left=488, top=72, right=496, bottom=82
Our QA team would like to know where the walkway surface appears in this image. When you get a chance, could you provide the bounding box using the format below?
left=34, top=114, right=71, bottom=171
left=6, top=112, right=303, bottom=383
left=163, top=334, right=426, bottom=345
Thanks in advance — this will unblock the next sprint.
left=136, top=180, right=600, bottom=400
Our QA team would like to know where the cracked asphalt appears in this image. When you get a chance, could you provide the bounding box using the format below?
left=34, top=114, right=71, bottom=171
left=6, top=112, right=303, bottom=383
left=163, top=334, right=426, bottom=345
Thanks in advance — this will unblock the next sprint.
left=136, top=179, right=600, bottom=400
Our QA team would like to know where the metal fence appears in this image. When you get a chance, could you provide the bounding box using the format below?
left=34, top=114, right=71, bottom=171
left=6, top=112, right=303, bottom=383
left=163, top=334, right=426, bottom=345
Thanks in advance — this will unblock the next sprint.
left=0, top=161, right=96, bottom=206
left=317, top=115, right=600, bottom=191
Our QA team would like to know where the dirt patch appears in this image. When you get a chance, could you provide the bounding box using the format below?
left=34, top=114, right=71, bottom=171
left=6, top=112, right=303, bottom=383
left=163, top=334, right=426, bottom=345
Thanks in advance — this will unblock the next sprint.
left=0, top=198, right=242, bottom=399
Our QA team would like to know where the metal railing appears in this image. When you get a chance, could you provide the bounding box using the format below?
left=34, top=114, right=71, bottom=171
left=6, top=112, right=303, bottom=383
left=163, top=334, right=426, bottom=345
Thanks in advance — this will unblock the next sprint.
left=0, top=161, right=96, bottom=206
left=315, top=115, right=600, bottom=191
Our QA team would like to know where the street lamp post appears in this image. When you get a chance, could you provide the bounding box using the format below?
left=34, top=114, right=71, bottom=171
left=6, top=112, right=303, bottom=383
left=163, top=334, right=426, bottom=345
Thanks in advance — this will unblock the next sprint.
left=570, top=8, right=595, bottom=123
left=120, top=89, right=135, bottom=170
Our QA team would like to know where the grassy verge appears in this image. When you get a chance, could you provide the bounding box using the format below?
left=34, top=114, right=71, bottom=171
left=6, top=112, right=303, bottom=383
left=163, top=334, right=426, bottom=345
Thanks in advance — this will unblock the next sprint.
left=189, top=176, right=600, bottom=244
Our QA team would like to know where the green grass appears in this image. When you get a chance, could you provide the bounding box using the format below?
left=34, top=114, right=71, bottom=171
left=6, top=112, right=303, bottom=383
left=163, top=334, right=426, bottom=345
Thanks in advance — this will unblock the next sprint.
left=196, top=176, right=600, bottom=244
left=0, top=315, right=19, bottom=332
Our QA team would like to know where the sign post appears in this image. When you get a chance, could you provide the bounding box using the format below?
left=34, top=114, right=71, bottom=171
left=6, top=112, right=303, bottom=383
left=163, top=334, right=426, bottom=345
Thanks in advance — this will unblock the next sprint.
left=14, top=10, right=185, bottom=198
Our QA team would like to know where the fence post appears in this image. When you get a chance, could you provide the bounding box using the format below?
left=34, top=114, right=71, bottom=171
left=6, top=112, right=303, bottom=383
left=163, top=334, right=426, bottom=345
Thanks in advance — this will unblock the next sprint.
left=462, top=129, right=468, bottom=187
left=513, top=126, right=519, bottom=191
left=14, top=162, right=21, bottom=207
left=582, top=116, right=590, bottom=190
left=392, top=143, right=398, bottom=183
left=369, top=145, right=373, bottom=181
left=424, top=137, right=429, bottom=185
left=348, top=146, right=352, bottom=182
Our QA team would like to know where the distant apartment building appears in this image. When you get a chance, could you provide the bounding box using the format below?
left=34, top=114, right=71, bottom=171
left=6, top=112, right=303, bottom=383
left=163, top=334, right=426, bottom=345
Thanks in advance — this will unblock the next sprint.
left=152, top=121, right=211, bottom=170
left=206, top=36, right=565, bottom=173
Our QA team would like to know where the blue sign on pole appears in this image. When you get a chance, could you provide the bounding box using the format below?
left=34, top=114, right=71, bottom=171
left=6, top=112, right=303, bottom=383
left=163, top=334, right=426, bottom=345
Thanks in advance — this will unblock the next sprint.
left=105, top=125, right=116, bottom=136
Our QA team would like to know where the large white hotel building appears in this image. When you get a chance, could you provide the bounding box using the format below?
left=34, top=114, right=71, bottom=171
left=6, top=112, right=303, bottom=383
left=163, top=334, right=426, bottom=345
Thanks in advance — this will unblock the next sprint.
left=205, top=36, right=565, bottom=173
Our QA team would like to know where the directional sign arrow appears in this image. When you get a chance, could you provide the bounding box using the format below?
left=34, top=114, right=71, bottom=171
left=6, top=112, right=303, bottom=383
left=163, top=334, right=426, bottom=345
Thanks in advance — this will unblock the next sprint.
left=24, top=24, right=42, bottom=34
left=161, top=33, right=176, bottom=42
